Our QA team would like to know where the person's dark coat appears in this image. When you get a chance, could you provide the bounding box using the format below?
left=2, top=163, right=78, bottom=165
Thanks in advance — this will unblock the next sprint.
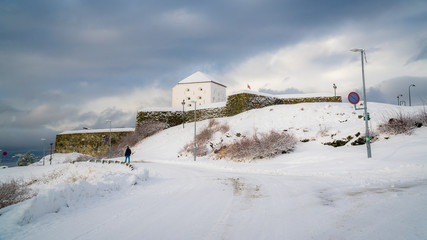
left=125, top=147, right=131, bottom=156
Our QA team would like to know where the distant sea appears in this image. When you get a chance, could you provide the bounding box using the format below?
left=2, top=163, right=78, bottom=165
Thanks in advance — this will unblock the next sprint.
left=1, top=150, right=49, bottom=168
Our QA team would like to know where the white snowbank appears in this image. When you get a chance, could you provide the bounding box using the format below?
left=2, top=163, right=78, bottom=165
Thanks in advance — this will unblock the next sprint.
left=0, top=162, right=148, bottom=236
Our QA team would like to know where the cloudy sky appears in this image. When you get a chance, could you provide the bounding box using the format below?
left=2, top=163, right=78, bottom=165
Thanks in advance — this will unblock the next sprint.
left=1, top=0, right=426, bottom=150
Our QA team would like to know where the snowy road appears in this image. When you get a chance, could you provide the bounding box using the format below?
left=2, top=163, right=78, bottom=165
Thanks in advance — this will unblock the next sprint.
left=7, top=160, right=427, bottom=240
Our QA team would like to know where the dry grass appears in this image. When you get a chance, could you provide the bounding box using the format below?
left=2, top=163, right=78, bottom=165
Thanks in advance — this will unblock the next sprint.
left=378, top=111, right=426, bottom=135
left=180, top=119, right=230, bottom=157
left=0, top=179, right=34, bottom=209
left=221, top=130, right=297, bottom=162
left=317, top=124, right=330, bottom=137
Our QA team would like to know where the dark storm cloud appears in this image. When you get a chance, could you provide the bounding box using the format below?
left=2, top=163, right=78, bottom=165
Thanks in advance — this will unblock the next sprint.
left=0, top=0, right=426, bottom=150
left=1, top=0, right=404, bottom=89
left=367, top=76, right=427, bottom=106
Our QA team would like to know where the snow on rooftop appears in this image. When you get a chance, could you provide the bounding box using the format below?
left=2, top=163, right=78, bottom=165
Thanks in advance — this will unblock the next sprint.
left=59, top=128, right=135, bottom=135
left=178, top=71, right=226, bottom=87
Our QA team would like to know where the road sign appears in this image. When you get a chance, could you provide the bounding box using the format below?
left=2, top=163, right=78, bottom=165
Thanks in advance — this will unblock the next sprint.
left=2, top=151, right=7, bottom=156
left=105, top=138, right=109, bottom=142
left=348, top=92, right=360, bottom=104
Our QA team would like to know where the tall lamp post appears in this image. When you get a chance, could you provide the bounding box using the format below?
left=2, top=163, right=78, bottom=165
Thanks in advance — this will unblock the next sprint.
left=397, top=94, right=403, bottom=106
left=106, top=120, right=112, bottom=159
left=191, top=101, right=197, bottom=161
left=333, top=83, right=337, bottom=101
left=49, top=143, right=53, bottom=165
left=351, top=48, right=372, bottom=158
left=182, top=99, right=186, bottom=128
left=409, top=84, right=415, bottom=106
left=41, top=138, right=46, bottom=165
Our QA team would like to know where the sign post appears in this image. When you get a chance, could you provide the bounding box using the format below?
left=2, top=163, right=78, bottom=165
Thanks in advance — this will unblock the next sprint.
left=348, top=92, right=360, bottom=105
left=348, top=91, right=372, bottom=158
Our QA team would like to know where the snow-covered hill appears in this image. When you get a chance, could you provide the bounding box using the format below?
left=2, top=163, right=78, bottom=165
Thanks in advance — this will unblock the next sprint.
left=1, top=102, right=426, bottom=240
left=133, top=102, right=423, bottom=162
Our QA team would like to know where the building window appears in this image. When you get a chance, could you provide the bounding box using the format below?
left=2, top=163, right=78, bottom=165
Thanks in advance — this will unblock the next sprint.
left=198, top=96, right=202, bottom=100
left=185, top=88, right=190, bottom=92
left=187, top=97, right=191, bottom=100
left=199, top=87, right=203, bottom=91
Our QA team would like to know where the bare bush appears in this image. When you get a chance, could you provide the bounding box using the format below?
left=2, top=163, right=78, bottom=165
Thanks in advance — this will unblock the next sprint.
left=218, top=123, right=230, bottom=133
left=99, top=120, right=168, bottom=158
left=317, top=124, right=330, bottom=137
left=0, top=179, right=34, bottom=209
left=378, top=111, right=424, bottom=135
left=415, top=109, right=427, bottom=126
left=223, top=130, right=297, bottom=161
left=180, top=119, right=230, bottom=157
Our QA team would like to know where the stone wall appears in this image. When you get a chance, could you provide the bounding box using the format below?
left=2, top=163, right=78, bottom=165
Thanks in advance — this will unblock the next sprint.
left=136, top=92, right=342, bottom=127
left=224, top=93, right=283, bottom=116
left=56, top=92, right=341, bottom=156
left=137, top=107, right=226, bottom=128
left=55, top=130, right=134, bottom=156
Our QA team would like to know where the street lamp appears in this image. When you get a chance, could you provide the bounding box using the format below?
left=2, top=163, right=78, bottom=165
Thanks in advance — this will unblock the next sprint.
left=409, top=84, right=416, bottom=106
left=41, top=138, right=46, bottom=165
left=49, top=143, right=53, bottom=165
left=191, top=100, right=197, bottom=161
left=106, top=120, right=112, bottom=159
left=181, top=99, right=186, bottom=128
left=397, top=94, right=403, bottom=106
left=333, top=83, right=337, bottom=101
left=350, top=48, right=372, bottom=158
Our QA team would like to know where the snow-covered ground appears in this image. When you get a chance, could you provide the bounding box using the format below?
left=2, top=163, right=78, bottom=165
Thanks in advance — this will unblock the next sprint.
left=1, top=102, right=426, bottom=240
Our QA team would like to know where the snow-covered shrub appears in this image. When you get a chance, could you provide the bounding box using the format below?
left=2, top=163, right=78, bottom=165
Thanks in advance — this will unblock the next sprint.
left=323, top=135, right=353, bottom=147
left=16, top=153, right=36, bottom=166
left=415, top=109, right=427, bottom=126
left=220, top=130, right=297, bottom=161
left=378, top=112, right=424, bottom=135
left=180, top=119, right=230, bottom=157
left=0, top=179, right=34, bottom=209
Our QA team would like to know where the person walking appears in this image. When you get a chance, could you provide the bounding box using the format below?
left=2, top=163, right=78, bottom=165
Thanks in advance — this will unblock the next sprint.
left=124, top=146, right=131, bottom=164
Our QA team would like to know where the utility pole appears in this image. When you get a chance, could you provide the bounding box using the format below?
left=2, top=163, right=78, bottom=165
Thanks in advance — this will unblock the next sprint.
left=351, top=48, right=372, bottom=158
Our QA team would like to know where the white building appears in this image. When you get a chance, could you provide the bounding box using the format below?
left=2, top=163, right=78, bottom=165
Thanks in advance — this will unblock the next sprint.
left=172, top=71, right=227, bottom=108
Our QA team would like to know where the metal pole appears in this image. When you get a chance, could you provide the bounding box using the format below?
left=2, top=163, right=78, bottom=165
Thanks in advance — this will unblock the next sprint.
left=109, top=121, right=111, bottom=159
left=106, top=120, right=112, bottom=159
left=397, top=94, right=402, bottom=106
left=49, top=143, right=53, bottom=165
left=41, top=138, right=46, bottom=165
left=194, top=102, right=197, bottom=161
left=333, top=83, right=337, bottom=101
left=360, top=49, right=372, bottom=158
left=409, top=84, right=415, bottom=106
left=182, top=100, right=185, bottom=128
left=192, top=101, right=197, bottom=161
